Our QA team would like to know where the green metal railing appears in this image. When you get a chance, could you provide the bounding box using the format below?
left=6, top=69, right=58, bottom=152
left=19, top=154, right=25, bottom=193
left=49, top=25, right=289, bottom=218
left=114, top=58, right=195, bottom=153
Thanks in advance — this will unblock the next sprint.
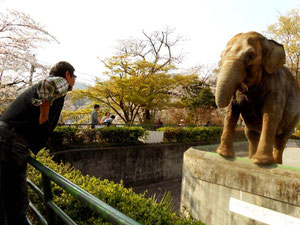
left=27, top=157, right=141, bottom=225
left=57, top=123, right=212, bottom=131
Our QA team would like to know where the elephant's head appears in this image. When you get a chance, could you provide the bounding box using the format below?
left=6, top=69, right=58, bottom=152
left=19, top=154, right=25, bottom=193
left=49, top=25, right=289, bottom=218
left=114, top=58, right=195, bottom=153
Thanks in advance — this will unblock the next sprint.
left=215, top=31, right=286, bottom=108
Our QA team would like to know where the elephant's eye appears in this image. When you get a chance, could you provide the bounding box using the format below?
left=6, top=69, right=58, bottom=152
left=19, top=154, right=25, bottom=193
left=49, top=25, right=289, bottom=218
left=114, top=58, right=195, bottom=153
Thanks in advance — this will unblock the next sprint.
left=246, top=52, right=255, bottom=64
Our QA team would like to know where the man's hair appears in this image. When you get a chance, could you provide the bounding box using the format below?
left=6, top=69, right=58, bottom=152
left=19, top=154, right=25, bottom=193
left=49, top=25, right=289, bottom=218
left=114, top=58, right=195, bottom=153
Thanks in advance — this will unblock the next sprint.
left=105, top=112, right=110, bottom=116
left=111, top=115, right=116, bottom=119
left=49, top=61, right=75, bottom=78
left=94, top=104, right=100, bottom=109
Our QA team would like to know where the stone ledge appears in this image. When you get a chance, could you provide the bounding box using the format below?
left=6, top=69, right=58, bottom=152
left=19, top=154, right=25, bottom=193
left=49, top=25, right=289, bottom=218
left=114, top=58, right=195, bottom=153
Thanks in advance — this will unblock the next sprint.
left=181, top=143, right=300, bottom=224
left=183, top=144, right=300, bottom=206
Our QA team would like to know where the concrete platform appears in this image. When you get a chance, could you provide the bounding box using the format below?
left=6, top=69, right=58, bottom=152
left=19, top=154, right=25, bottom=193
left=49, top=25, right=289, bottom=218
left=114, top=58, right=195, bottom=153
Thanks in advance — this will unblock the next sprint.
left=193, top=140, right=300, bottom=167
left=181, top=141, right=300, bottom=225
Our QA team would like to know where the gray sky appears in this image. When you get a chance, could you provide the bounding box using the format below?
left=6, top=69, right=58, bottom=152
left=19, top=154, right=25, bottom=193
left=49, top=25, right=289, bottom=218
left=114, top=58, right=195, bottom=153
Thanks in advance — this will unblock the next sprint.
left=1, top=0, right=299, bottom=84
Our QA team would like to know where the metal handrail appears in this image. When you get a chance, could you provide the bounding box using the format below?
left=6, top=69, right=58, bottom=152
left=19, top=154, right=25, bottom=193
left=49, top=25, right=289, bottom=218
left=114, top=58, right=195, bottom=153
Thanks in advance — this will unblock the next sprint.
left=56, top=123, right=215, bottom=131
left=57, top=123, right=207, bottom=127
left=27, top=157, right=141, bottom=225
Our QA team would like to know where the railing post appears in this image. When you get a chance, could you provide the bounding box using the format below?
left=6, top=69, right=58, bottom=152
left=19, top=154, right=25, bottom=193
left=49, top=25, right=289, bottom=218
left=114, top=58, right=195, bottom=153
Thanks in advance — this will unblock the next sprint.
left=42, top=174, right=56, bottom=225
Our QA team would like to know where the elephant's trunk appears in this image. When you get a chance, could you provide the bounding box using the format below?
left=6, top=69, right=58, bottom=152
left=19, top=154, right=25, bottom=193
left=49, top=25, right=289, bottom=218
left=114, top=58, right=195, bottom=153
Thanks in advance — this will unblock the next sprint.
left=215, top=61, right=245, bottom=108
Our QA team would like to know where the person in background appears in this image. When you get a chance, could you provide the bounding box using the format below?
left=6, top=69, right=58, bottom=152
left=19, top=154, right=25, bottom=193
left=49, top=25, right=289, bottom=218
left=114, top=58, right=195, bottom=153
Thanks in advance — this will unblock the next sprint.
left=0, top=61, right=76, bottom=225
left=205, top=121, right=210, bottom=127
left=155, top=118, right=163, bottom=129
left=104, top=115, right=116, bottom=127
left=91, top=104, right=100, bottom=128
left=100, top=112, right=110, bottom=125
left=179, top=119, right=184, bottom=127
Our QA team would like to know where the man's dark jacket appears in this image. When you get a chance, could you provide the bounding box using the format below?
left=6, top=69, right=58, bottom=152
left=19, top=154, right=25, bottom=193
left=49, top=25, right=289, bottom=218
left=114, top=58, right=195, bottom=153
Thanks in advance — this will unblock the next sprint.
left=0, top=84, right=65, bottom=153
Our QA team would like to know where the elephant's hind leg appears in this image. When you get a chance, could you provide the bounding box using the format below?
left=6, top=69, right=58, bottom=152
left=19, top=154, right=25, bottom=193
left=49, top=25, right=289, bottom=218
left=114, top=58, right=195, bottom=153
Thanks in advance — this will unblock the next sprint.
left=273, top=132, right=292, bottom=164
left=245, top=128, right=260, bottom=159
left=273, top=138, right=286, bottom=164
left=274, top=114, right=300, bottom=164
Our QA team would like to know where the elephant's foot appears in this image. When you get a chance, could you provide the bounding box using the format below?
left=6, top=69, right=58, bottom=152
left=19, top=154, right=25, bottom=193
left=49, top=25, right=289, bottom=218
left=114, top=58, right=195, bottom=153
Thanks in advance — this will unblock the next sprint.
left=248, top=148, right=256, bottom=159
left=251, top=152, right=274, bottom=165
left=273, top=149, right=283, bottom=164
left=216, top=144, right=235, bottom=158
left=274, top=158, right=282, bottom=164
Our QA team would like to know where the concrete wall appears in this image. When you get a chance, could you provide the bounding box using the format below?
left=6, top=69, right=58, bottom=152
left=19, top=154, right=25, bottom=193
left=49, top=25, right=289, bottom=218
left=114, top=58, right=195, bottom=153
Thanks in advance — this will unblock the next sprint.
left=53, top=142, right=201, bottom=186
left=181, top=143, right=300, bottom=225
left=141, top=131, right=164, bottom=144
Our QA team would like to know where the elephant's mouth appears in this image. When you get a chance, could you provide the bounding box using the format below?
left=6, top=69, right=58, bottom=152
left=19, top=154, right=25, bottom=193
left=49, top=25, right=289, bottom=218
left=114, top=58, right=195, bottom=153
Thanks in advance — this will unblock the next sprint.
left=238, top=82, right=248, bottom=93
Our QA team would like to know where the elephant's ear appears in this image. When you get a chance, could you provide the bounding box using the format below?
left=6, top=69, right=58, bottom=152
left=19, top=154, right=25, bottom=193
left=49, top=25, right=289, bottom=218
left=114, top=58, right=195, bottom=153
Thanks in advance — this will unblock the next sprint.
left=263, top=39, right=286, bottom=74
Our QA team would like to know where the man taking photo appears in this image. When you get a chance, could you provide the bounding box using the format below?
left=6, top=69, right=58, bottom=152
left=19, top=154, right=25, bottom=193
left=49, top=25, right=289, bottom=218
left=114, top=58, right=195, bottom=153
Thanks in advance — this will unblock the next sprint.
left=0, top=61, right=76, bottom=225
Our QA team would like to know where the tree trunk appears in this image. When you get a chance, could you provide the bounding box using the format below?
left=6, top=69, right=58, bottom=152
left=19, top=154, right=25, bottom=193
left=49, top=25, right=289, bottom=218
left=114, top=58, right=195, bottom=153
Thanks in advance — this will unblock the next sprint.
left=143, top=109, right=151, bottom=123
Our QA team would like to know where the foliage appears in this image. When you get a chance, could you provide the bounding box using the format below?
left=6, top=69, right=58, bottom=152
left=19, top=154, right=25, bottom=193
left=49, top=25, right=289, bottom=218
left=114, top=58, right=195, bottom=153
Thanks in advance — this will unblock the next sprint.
left=170, top=64, right=218, bottom=125
left=61, top=102, right=95, bottom=124
left=266, top=8, right=300, bottom=80
left=51, top=126, right=79, bottom=146
left=0, top=85, right=18, bottom=112
left=71, top=55, right=197, bottom=124
left=184, top=85, right=216, bottom=109
left=49, top=126, right=223, bottom=149
left=184, top=64, right=218, bottom=87
left=157, top=126, right=222, bottom=143
left=97, top=127, right=147, bottom=145
left=160, top=108, right=190, bottom=125
left=181, top=79, right=216, bottom=124
left=0, top=9, right=56, bottom=72
left=68, top=28, right=198, bottom=124
left=0, top=9, right=57, bottom=112
left=291, top=122, right=300, bottom=139
left=76, top=129, right=98, bottom=143
left=27, top=150, right=205, bottom=225
left=50, top=126, right=147, bottom=148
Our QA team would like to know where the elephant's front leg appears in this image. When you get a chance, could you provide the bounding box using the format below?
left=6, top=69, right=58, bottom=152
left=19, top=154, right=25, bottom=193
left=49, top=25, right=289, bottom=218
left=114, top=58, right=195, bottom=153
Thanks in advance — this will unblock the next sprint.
left=252, top=111, right=279, bottom=164
left=216, top=104, right=240, bottom=157
left=244, top=127, right=260, bottom=159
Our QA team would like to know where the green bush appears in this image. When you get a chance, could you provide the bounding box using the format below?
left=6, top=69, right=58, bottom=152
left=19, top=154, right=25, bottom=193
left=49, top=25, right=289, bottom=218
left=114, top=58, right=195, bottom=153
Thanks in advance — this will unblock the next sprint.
left=97, top=127, right=147, bottom=145
left=28, top=150, right=204, bottom=225
left=51, top=126, right=80, bottom=145
left=290, top=123, right=300, bottom=139
left=76, top=129, right=97, bottom=142
left=157, top=126, right=222, bottom=143
left=50, top=127, right=146, bottom=147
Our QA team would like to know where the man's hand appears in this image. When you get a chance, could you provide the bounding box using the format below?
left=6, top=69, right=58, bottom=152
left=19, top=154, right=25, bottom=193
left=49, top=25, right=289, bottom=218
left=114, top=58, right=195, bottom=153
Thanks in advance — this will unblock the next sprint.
left=40, top=101, right=50, bottom=124
left=30, top=101, right=50, bottom=154
left=30, top=120, right=50, bottom=155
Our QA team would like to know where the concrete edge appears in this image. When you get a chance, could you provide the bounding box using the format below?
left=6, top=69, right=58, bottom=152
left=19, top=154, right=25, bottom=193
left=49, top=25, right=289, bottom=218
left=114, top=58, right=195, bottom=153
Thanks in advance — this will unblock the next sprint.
left=183, top=147, right=300, bottom=206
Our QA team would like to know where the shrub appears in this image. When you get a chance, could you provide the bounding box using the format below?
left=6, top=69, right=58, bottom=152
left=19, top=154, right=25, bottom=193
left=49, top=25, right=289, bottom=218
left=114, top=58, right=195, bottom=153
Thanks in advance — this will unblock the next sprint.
left=290, top=123, right=300, bottom=139
left=27, top=150, right=204, bottom=225
left=157, top=126, right=222, bottom=143
left=51, top=126, right=79, bottom=146
left=97, top=127, right=147, bottom=145
left=76, top=129, right=97, bottom=143
left=50, top=127, right=147, bottom=147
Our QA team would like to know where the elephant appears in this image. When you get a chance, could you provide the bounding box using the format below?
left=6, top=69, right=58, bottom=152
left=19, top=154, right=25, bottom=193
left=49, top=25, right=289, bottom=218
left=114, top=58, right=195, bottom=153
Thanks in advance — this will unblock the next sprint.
left=215, top=31, right=300, bottom=165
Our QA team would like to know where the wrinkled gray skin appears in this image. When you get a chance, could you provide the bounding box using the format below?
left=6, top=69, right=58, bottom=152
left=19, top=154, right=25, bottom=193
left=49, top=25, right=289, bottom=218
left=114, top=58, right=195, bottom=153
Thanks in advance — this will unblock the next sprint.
left=215, top=31, right=300, bottom=165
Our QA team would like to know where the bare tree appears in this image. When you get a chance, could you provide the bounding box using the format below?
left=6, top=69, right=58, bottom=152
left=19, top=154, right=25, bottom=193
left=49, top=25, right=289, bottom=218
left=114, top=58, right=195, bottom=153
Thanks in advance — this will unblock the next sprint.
left=116, top=27, right=184, bottom=71
left=184, top=63, right=217, bottom=84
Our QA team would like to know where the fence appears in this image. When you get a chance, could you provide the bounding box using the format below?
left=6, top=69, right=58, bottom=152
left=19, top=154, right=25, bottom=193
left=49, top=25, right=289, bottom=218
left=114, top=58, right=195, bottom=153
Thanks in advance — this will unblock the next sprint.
left=27, top=156, right=141, bottom=225
left=57, top=123, right=208, bottom=130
